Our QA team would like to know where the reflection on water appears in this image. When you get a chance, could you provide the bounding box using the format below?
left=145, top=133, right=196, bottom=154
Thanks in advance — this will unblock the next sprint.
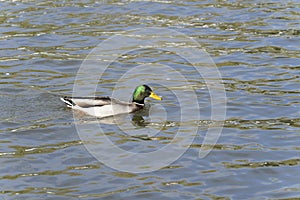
left=131, top=115, right=148, bottom=127
left=0, top=0, right=300, bottom=199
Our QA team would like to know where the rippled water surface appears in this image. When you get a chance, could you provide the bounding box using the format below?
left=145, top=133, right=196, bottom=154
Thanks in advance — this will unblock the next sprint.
left=1, top=1, right=299, bottom=199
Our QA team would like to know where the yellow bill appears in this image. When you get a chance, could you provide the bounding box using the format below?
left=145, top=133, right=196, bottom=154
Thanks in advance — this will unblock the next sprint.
left=149, top=92, right=162, bottom=100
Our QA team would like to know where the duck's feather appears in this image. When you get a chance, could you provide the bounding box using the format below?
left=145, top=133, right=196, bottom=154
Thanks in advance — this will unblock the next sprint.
left=60, top=96, right=143, bottom=118
left=61, top=96, right=112, bottom=108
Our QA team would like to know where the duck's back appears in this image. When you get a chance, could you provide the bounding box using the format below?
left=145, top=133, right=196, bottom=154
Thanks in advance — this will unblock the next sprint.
left=60, top=96, right=142, bottom=118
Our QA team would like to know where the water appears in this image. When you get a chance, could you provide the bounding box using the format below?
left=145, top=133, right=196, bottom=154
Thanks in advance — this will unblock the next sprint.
left=1, top=1, right=299, bottom=199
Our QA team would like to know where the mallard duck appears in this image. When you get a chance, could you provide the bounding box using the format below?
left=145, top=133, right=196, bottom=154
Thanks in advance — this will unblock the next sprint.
left=60, top=85, right=162, bottom=118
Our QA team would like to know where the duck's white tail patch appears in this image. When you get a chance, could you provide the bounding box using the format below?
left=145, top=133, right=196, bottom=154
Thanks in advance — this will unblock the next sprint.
left=60, top=97, right=75, bottom=107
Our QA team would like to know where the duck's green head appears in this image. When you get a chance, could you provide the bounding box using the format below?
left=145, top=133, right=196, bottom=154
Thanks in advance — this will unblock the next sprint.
left=132, top=85, right=162, bottom=104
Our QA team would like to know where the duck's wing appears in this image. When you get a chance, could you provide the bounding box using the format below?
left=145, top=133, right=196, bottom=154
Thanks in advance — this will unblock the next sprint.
left=60, top=96, right=142, bottom=118
left=60, top=96, right=112, bottom=108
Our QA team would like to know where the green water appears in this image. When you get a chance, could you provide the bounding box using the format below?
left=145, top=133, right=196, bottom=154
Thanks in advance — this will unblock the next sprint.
left=0, top=1, right=299, bottom=199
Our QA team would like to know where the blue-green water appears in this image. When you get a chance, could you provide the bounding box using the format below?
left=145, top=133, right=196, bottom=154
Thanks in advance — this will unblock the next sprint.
left=1, top=1, right=299, bottom=199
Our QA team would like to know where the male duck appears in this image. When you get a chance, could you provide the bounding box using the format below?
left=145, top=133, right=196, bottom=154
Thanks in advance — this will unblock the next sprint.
left=60, top=85, right=162, bottom=118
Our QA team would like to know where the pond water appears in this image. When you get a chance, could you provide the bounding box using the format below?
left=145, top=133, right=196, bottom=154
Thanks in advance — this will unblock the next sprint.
left=0, top=1, right=299, bottom=199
